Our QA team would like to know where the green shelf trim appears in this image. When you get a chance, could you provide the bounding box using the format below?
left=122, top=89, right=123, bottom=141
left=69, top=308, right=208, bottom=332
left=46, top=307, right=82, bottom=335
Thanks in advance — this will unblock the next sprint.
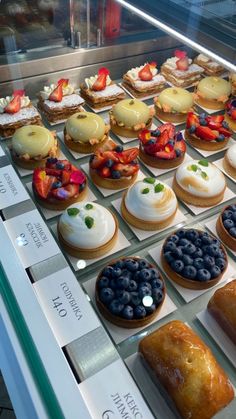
left=0, top=263, right=65, bottom=419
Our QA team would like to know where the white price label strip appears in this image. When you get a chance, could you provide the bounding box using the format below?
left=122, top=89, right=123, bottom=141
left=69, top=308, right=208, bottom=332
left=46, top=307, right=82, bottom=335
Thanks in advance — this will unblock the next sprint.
left=0, top=165, right=29, bottom=210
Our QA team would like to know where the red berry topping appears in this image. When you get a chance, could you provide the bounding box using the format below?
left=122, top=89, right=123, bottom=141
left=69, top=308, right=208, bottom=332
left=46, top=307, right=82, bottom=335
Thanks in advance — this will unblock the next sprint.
left=174, top=50, right=187, bottom=59
left=195, top=126, right=218, bottom=141
left=92, top=67, right=110, bottom=91
left=49, top=83, right=63, bottom=102
left=176, top=57, right=189, bottom=71
left=4, top=95, right=21, bottom=114
left=138, top=63, right=154, bottom=81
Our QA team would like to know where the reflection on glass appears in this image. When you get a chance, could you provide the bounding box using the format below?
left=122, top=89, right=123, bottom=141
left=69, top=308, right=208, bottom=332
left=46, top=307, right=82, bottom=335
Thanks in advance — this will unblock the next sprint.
left=77, top=259, right=86, bottom=270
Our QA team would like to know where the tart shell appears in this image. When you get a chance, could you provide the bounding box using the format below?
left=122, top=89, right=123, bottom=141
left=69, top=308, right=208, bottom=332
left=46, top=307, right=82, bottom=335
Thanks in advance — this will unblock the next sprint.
left=139, top=144, right=185, bottom=168
left=11, top=141, right=60, bottom=169
left=224, top=113, right=236, bottom=132
left=155, top=106, right=188, bottom=123
left=195, top=96, right=225, bottom=110
left=216, top=211, right=236, bottom=251
left=185, top=130, right=229, bottom=151
left=64, top=127, right=109, bottom=153
left=110, top=119, right=152, bottom=138
left=89, top=167, right=138, bottom=190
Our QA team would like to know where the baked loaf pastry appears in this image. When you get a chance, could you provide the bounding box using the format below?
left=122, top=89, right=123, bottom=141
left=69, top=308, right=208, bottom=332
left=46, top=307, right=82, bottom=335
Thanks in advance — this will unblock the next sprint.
left=64, top=111, right=110, bottom=153
left=208, top=280, right=236, bottom=344
left=139, top=320, right=234, bottom=419
left=194, top=54, right=225, bottom=76
left=216, top=204, right=236, bottom=251
left=225, top=98, right=236, bottom=131
left=109, top=98, right=153, bottom=138
left=0, top=90, right=42, bottom=138
left=121, top=178, right=178, bottom=231
left=122, top=62, right=166, bottom=98
left=185, top=112, right=231, bottom=151
left=154, top=87, right=194, bottom=123
left=139, top=123, right=186, bottom=168
left=223, top=143, right=236, bottom=180
left=173, top=159, right=226, bottom=207
left=11, top=125, right=59, bottom=169
left=161, top=228, right=228, bottom=289
left=96, top=256, right=166, bottom=328
left=195, top=77, right=231, bottom=110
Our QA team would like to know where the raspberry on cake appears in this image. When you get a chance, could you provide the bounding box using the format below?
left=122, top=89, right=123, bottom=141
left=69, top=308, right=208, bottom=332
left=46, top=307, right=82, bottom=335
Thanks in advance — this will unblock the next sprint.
left=194, top=54, right=225, bottom=76
left=89, top=140, right=139, bottom=189
left=154, top=87, right=194, bottom=123
left=216, top=204, right=236, bottom=251
left=185, top=112, right=232, bottom=151
left=32, top=158, right=87, bottom=210
left=161, top=228, right=228, bottom=289
left=38, top=78, right=84, bottom=123
left=195, top=77, right=232, bottom=110
left=122, top=62, right=166, bottom=98
left=139, top=123, right=186, bottom=168
left=95, top=257, right=166, bottom=328
left=0, top=90, right=42, bottom=138
left=225, top=98, right=236, bottom=131
left=80, top=67, right=126, bottom=108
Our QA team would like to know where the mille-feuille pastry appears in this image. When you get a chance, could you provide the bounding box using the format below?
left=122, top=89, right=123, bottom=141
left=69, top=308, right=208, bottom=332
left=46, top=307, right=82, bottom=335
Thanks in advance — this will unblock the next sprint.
left=223, top=143, right=236, bottom=180
left=139, top=123, right=186, bottom=169
left=194, top=77, right=231, bottom=110
left=225, top=97, right=236, bottom=131
left=208, top=280, right=236, bottom=344
left=58, top=202, right=118, bottom=259
left=121, top=178, right=178, bottom=231
left=80, top=67, right=125, bottom=108
left=194, top=54, right=225, bottom=76
left=173, top=159, right=226, bottom=207
left=230, top=73, right=236, bottom=95
left=185, top=112, right=232, bottom=151
left=216, top=204, right=236, bottom=251
left=32, top=158, right=87, bottom=210
left=109, top=98, right=153, bottom=138
left=139, top=320, right=234, bottom=419
left=64, top=111, right=110, bottom=153
left=11, top=125, right=59, bottom=169
left=161, top=228, right=228, bottom=289
left=154, top=87, right=194, bottom=123
left=89, top=140, right=139, bottom=189
left=38, top=78, right=84, bottom=123
left=96, top=256, right=166, bottom=328
left=0, top=89, right=42, bottom=138
left=161, top=50, right=204, bottom=88
left=122, top=62, right=166, bottom=98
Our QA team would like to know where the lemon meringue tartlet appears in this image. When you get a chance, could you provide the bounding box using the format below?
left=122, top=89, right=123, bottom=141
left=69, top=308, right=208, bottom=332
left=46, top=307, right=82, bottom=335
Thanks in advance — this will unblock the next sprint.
left=154, top=87, right=194, bottom=123
left=195, top=77, right=231, bottom=110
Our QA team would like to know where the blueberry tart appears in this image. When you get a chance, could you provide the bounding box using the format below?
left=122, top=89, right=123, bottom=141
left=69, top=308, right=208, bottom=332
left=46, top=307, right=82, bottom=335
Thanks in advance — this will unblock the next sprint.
left=161, top=228, right=228, bottom=289
left=216, top=204, right=236, bottom=251
left=95, top=257, right=166, bottom=328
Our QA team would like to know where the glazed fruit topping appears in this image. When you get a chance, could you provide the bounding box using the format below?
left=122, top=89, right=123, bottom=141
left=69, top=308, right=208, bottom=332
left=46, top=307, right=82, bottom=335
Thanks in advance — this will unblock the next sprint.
left=92, top=67, right=110, bottom=91
left=4, top=90, right=25, bottom=114
left=222, top=205, right=236, bottom=239
left=163, top=228, right=227, bottom=282
left=97, top=258, right=165, bottom=320
left=186, top=112, right=232, bottom=141
left=138, top=62, right=157, bottom=81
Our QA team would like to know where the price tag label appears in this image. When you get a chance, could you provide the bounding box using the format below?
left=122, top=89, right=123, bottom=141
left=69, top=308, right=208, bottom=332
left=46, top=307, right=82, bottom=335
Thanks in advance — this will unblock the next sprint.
left=4, top=209, right=60, bottom=268
left=0, top=145, right=5, bottom=157
left=0, top=165, right=29, bottom=210
left=79, top=359, right=154, bottom=419
left=34, top=267, right=101, bottom=347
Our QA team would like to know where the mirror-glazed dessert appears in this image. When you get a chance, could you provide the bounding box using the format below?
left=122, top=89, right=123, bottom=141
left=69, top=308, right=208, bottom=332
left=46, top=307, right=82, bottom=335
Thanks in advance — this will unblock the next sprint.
left=154, top=87, right=194, bottom=123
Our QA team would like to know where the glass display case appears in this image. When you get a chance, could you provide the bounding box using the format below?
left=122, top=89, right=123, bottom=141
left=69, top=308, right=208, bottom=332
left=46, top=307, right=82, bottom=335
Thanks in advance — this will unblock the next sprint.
left=0, top=1, right=236, bottom=418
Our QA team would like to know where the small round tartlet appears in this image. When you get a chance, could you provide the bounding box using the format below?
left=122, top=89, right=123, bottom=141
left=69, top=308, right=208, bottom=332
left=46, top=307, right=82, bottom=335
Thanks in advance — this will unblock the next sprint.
left=139, top=123, right=186, bottom=169
left=195, top=77, right=231, bottom=110
left=32, top=158, right=87, bottom=210
left=154, top=87, right=194, bottom=123
left=109, top=98, right=153, bottom=138
left=173, top=159, right=226, bottom=207
left=216, top=204, right=236, bottom=252
left=95, top=257, right=166, bottom=328
left=11, top=125, right=59, bottom=169
left=58, top=202, right=118, bottom=259
left=64, top=111, right=110, bottom=153
left=161, top=228, right=228, bottom=290
left=225, top=97, right=236, bottom=131
left=185, top=112, right=232, bottom=151
left=89, top=140, right=139, bottom=189
left=121, top=178, right=178, bottom=231
left=223, top=143, right=236, bottom=180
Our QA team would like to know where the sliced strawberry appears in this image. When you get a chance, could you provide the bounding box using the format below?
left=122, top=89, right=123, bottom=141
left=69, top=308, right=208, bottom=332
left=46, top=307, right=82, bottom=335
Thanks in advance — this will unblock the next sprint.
left=119, top=148, right=139, bottom=163
left=218, top=126, right=232, bottom=137
left=103, top=150, right=119, bottom=163
left=158, top=129, right=170, bottom=147
left=61, top=170, right=71, bottom=185
left=45, top=168, right=61, bottom=177
left=195, top=126, right=218, bottom=141
left=51, top=184, right=79, bottom=200
left=231, top=109, right=236, bottom=120
left=49, top=83, right=63, bottom=102
left=99, top=167, right=111, bottom=178
left=57, top=78, right=69, bottom=87
left=13, top=89, right=25, bottom=97
left=4, top=95, right=21, bottom=114
left=139, top=129, right=151, bottom=144
left=207, top=120, right=221, bottom=130
left=112, top=163, right=139, bottom=177
left=175, top=50, right=187, bottom=59
left=138, top=64, right=153, bottom=81
left=70, top=170, right=86, bottom=185
left=33, top=169, right=55, bottom=199
left=144, top=140, right=162, bottom=155
left=186, top=112, right=199, bottom=129
left=210, top=115, right=224, bottom=124
left=90, top=152, right=106, bottom=169
left=92, top=68, right=110, bottom=91
left=154, top=149, right=176, bottom=159
left=174, top=139, right=186, bottom=153
left=158, top=123, right=175, bottom=138
left=176, top=57, right=189, bottom=71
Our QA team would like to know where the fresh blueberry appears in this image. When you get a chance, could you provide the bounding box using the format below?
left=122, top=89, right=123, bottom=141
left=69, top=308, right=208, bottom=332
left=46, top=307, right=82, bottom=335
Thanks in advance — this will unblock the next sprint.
left=172, top=247, right=183, bottom=259
left=102, top=266, right=113, bottom=278
left=115, top=145, right=123, bottom=152
left=210, top=265, right=221, bottom=278
left=164, top=251, right=175, bottom=264
left=100, top=288, right=115, bottom=304
left=109, top=299, right=124, bottom=315
left=179, top=238, right=190, bottom=247
left=134, top=306, right=146, bottom=319
left=222, top=210, right=233, bottom=220
left=127, top=280, right=138, bottom=292
left=203, top=255, right=215, bottom=268
left=216, top=134, right=225, bottom=142
left=200, top=233, right=213, bottom=245
left=189, top=125, right=196, bottom=134
left=202, top=245, right=209, bottom=254
left=139, top=286, right=152, bottom=299
left=139, top=269, right=152, bottom=281
left=176, top=229, right=186, bottom=238
left=121, top=305, right=134, bottom=319
left=152, top=129, right=161, bottom=137
left=206, top=244, right=221, bottom=257
left=120, top=269, right=132, bottom=280
left=182, top=265, right=197, bottom=279
left=79, top=182, right=86, bottom=191
left=200, top=118, right=207, bottom=126
left=133, top=271, right=141, bottom=283
left=56, top=162, right=65, bottom=169
left=195, top=238, right=202, bottom=247
left=215, top=258, right=226, bottom=271
left=116, top=290, right=131, bottom=304
left=98, top=276, right=110, bottom=289
left=47, top=157, right=57, bottom=163
left=231, top=212, right=236, bottom=223
left=147, top=139, right=156, bottom=145
left=182, top=254, right=193, bottom=265
left=176, top=132, right=183, bottom=141
left=149, top=268, right=160, bottom=279
left=105, top=159, right=114, bottom=168
left=229, top=205, right=236, bottom=212
left=113, top=260, right=124, bottom=270
left=212, top=238, right=221, bottom=247
left=169, top=234, right=179, bottom=244
left=116, top=275, right=130, bottom=289
left=200, top=112, right=207, bottom=119
left=111, top=267, right=122, bottom=278
left=193, top=247, right=203, bottom=258
left=193, top=258, right=204, bottom=270
left=125, top=259, right=139, bottom=272
left=217, top=249, right=225, bottom=259
left=130, top=292, right=141, bottom=306
left=186, top=229, right=199, bottom=242
left=111, top=170, right=121, bottom=179
left=138, top=259, right=150, bottom=270
left=164, top=241, right=177, bottom=252
left=197, top=269, right=211, bottom=281
left=170, top=259, right=184, bottom=273
left=223, top=219, right=234, bottom=230
left=52, top=181, right=62, bottom=189
left=145, top=304, right=156, bottom=314
left=175, top=149, right=182, bottom=157
left=222, top=120, right=229, bottom=128
left=168, top=140, right=175, bottom=147
left=229, top=227, right=236, bottom=238
left=151, top=278, right=163, bottom=289
left=110, top=278, right=118, bottom=289
left=183, top=243, right=196, bottom=255
left=152, top=288, right=163, bottom=304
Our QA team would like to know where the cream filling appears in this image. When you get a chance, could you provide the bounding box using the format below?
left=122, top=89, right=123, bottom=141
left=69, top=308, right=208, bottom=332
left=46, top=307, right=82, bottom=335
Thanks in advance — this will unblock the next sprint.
left=126, top=64, right=157, bottom=80
left=85, top=75, right=112, bottom=89
left=40, top=83, right=74, bottom=100
left=0, top=96, right=30, bottom=114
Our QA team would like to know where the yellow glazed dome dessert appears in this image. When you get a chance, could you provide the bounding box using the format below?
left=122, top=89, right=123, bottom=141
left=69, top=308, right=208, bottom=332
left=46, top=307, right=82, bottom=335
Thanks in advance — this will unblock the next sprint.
left=154, top=87, right=194, bottom=123
left=109, top=98, right=153, bottom=138
left=64, top=111, right=110, bottom=153
left=11, top=125, right=59, bottom=169
left=195, top=77, right=231, bottom=110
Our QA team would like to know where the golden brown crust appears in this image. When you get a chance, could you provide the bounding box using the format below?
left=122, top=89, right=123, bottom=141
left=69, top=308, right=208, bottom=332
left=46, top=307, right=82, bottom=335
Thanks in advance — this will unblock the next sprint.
left=193, top=58, right=225, bottom=76
left=139, top=144, right=185, bottom=168
left=64, top=127, right=109, bottom=153
left=223, top=154, right=236, bottom=179
left=110, top=118, right=152, bottom=138
left=89, top=167, right=138, bottom=190
left=37, top=98, right=84, bottom=123
left=11, top=136, right=60, bottom=169
left=195, top=96, right=226, bottom=110
left=32, top=183, right=88, bottom=210
left=80, top=82, right=126, bottom=108
left=216, top=212, right=236, bottom=251
left=155, top=106, right=188, bottom=123
left=139, top=320, right=234, bottom=419
left=122, top=79, right=166, bottom=98
left=0, top=115, right=43, bottom=138
left=185, top=129, right=229, bottom=151
left=161, top=67, right=201, bottom=88
left=224, top=113, right=236, bottom=132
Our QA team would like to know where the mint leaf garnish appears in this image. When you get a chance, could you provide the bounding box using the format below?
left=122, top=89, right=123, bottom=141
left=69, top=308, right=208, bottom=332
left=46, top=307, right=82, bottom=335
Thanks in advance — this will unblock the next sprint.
left=201, top=171, right=208, bottom=180
left=85, top=216, right=94, bottom=229
left=85, top=203, right=93, bottom=210
left=155, top=183, right=165, bottom=193
left=191, top=164, right=198, bottom=172
left=67, top=208, right=80, bottom=216
left=198, top=159, right=208, bottom=167
left=143, top=177, right=155, bottom=184
left=141, top=188, right=150, bottom=194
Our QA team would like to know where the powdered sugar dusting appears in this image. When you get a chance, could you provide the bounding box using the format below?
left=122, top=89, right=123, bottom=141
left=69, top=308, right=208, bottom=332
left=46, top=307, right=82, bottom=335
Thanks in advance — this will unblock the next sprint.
left=133, top=74, right=166, bottom=89
left=0, top=106, right=40, bottom=125
left=44, top=94, right=84, bottom=109
left=85, top=84, right=124, bottom=98
left=164, top=64, right=204, bottom=78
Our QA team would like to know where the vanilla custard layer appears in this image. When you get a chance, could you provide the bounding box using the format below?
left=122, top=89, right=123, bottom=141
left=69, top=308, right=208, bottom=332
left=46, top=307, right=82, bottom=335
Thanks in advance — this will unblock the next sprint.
left=12, top=125, right=54, bottom=157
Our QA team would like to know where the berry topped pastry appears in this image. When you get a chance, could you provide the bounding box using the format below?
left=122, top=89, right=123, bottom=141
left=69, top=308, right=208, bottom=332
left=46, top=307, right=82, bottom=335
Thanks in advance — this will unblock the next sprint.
left=185, top=112, right=232, bottom=151
left=32, top=158, right=87, bottom=210
left=0, top=89, right=42, bottom=138
left=122, top=62, right=166, bottom=98
left=216, top=204, right=236, bottom=252
left=154, top=87, right=194, bottom=123
left=195, top=77, right=231, bottom=110
left=96, top=257, right=166, bottom=328
left=139, top=123, right=186, bottom=168
left=38, top=78, right=84, bottom=123
left=225, top=97, right=236, bottom=131
left=89, top=140, right=139, bottom=189
left=80, top=67, right=125, bottom=109
left=161, top=228, right=228, bottom=289
left=194, top=54, right=225, bottom=76
left=161, top=50, right=204, bottom=88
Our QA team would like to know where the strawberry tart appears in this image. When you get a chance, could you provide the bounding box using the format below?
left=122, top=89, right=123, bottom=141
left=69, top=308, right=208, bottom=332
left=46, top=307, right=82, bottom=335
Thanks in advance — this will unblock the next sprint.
left=195, top=77, right=231, bottom=110
left=122, top=62, right=166, bottom=98
left=161, top=50, right=204, bottom=88
left=154, top=87, right=194, bottom=123
left=223, top=143, right=236, bottom=180
left=38, top=78, right=84, bottom=123
left=194, top=54, right=225, bottom=76
left=0, top=90, right=42, bottom=138
left=185, top=112, right=232, bottom=151
left=80, top=67, right=125, bottom=108
left=225, top=98, right=236, bottom=131
left=32, top=158, right=87, bottom=210
left=89, top=140, right=139, bottom=189
left=139, top=123, right=186, bottom=168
